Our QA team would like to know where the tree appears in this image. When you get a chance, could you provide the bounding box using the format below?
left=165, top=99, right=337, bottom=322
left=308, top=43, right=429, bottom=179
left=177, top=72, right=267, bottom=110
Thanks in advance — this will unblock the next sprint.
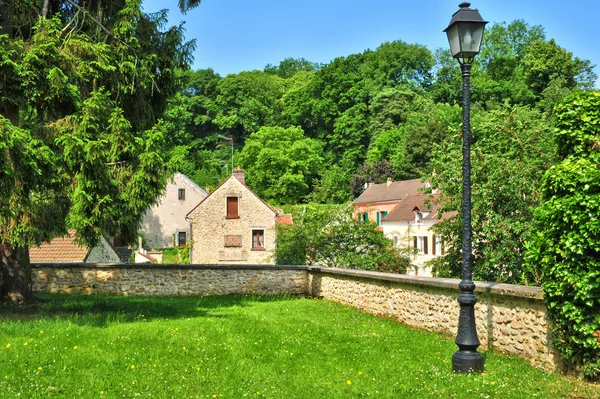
left=523, top=39, right=597, bottom=97
left=264, top=57, right=318, bottom=79
left=528, top=91, right=600, bottom=380
left=238, top=126, right=323, bottom=204
left=428, top=104, right=556, bottom=284
left=213, top=71, right=285, bottom=143
left=276, top=206, right=410, bottom=273
left=0, top=2, right=192, bottom=304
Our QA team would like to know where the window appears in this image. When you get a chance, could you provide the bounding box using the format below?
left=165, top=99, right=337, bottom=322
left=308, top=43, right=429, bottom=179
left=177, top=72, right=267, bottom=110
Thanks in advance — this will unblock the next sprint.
left=252, top=230, right=265, bottom=249
left=362, top=212, right=369, bottom=222
left=226, top=197, right=239, bottom=218
left=178, top=188, right=185, bottom=200
left=377, top=211, right=388, bottom=226
left=415, top=212, right=423, bottom=223
left=414, top=236, right=428, bottom=255
left=178, top=232, right=187, bottom=246
left=433, top=235, right=444, bottom=255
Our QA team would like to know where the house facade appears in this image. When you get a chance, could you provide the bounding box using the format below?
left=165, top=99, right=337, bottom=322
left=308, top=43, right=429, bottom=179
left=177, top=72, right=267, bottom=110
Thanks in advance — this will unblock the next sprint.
left=187, top=168, right=291, bottom=264
left=352, top=178, right=428, bottom=228
left=381, top=194, right=448, bottom=277
left=139, top=172, right=208, bottom=248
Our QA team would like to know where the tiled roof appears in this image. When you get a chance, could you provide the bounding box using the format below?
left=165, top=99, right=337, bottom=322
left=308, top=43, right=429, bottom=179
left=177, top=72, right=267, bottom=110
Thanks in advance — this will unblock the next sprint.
left=276, top=214, right=293, bottom=225
left=352, top=179, right=427, bottom=205
left=383, top=194, right=434, bottom=221
left=29, top=231, right=89, bottom=263
left=383, top=194, right=455, bottom=222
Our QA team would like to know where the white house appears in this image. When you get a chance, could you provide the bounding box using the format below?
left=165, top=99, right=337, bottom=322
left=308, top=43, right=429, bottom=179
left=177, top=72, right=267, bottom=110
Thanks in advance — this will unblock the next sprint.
left=139, top=172, right=208, bottom=248
left=382, top=194, right=451, bottom=277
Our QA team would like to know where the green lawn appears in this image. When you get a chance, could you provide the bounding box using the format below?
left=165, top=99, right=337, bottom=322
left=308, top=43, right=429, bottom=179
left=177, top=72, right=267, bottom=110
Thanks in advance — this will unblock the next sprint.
left=0, top=294, right=598, bottom=398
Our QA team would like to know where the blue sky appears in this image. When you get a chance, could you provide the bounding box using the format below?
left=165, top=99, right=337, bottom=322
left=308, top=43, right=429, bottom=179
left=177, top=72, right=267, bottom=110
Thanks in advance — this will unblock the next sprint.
left=142, top=0, right=599, bottom=86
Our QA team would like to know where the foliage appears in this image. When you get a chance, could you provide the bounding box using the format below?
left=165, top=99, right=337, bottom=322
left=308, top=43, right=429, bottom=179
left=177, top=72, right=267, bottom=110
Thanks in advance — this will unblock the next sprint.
left=0, top=2, right=192, bottom=303
left=238, top=126, right=323, bottom=204
left=307, top=164, right=353, bottom=204
left=161, top=245, right=190, bottom=264
left=276, top=206, right=409, bottom=273
left=429, top=104, right=556, bottom=284
left=528, top=91, right=600, bottom=380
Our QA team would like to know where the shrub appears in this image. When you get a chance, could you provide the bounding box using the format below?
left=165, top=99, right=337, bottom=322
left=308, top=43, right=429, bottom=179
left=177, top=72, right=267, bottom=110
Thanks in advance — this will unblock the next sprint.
left=529, top=91, right=600, bottom=380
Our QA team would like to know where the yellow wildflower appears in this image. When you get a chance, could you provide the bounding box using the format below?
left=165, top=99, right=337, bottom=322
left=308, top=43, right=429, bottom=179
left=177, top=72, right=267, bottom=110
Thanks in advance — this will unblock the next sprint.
left=346, top=380, right=352, bottom=385
left=131, top=365, right=135, bottom=369
left=38, top=367, right=43, bottom=371
left=5, top=344, right=10, bottom=349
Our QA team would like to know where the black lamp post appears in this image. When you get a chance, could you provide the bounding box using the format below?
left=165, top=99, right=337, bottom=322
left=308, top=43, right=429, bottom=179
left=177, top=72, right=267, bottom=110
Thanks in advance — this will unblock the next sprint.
left=443, top=2, right=487, bottom=373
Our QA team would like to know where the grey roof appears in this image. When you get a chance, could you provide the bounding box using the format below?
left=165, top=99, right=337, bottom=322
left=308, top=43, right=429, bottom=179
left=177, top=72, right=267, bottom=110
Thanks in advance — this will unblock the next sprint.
left=352, top=179, right=427, bottom=205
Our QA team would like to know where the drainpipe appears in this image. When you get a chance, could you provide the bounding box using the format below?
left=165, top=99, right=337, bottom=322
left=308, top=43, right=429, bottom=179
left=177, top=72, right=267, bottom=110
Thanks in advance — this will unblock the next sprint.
left=185, top=216, right=193, bottom=264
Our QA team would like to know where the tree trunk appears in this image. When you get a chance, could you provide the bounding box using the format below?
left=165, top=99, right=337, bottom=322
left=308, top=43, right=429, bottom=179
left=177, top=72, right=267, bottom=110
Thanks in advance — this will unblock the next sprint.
left=0, top=244, right=32, bottom=305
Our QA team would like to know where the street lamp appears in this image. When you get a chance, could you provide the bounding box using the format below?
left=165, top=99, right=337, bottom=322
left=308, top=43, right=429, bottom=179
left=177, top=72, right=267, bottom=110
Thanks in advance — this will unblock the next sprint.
left=444, top=2, right=487, bottom=373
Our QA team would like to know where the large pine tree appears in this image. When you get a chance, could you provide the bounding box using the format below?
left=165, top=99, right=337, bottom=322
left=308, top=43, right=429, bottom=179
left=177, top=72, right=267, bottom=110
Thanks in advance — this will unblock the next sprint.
left=0, top=0, right=197, bottom=304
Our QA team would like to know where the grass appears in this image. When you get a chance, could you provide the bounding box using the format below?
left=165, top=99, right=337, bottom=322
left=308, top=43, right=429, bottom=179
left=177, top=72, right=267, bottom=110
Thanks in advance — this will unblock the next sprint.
left=0, top=294, right=598, bottom=398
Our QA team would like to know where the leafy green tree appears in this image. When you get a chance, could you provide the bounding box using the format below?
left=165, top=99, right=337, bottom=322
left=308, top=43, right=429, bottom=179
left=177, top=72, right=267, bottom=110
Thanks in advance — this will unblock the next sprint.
left=428, top=104, right=556, bottom=284
left=238, top=126, right=323, bottom=204
left=523, top=39, right=597, bottom=97
left=528, top=91, right=600, bottom=380
left=276, top=206, right=410, bottom=273
left=308, top=164, right=353, bottom=204
left=213, top=71, right=285, bottom=143
left=0, top=2, right=191, bottom=304
left=264, top=57, right=318, bottom=78
left=361, top=40, right=434, bottom=90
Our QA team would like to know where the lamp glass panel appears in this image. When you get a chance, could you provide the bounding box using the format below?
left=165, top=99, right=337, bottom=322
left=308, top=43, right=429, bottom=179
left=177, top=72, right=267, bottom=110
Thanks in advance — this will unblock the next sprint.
left=458, top=22, right=485, bottom=55
left=446, top=25, right=461, bottom=58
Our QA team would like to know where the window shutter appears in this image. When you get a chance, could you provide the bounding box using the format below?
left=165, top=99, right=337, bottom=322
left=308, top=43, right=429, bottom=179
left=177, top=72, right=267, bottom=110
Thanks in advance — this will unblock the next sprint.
left=413, top=236, right=417, bottom=248
left=376, top=212, right=381, bottom=226
left=424, top=236, right=428, bottom=255
left=227, top=197, right=239, bottom=217
left=432, top=235, right=436, bottom=255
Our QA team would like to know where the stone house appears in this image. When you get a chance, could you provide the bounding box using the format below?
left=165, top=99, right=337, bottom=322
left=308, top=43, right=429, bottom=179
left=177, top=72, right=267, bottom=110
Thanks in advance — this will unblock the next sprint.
left=138, top=172, right=208, bottom=248
left=352, top=178, right=428, bottom=228
left=186, top=167, right=292, bottom=264
left=30, top=230, right=122, bottom=264
left=381, top=193, right=452, bottom=277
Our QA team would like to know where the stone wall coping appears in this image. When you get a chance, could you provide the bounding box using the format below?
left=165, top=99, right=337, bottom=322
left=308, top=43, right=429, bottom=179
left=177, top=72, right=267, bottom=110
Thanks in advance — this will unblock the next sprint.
left=305, top=266, right=544, bottom=301
left=31, top=263, right=543, bottom=300
left=31, top=263, right=307, bottom=272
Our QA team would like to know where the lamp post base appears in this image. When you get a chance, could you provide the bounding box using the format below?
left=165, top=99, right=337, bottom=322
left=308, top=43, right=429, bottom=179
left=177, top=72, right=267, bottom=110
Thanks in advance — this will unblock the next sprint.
left=452, top=350, right=484, bottom=373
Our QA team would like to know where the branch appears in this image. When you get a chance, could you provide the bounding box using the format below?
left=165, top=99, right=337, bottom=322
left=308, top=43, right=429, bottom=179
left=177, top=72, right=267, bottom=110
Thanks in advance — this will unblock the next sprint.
left=64, top=0, right=112, bottom=37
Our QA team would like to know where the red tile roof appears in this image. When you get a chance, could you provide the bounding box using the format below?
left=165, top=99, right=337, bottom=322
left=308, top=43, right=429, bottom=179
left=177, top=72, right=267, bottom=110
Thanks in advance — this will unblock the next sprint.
left=276, top=214, right=293, bottom=225
left=29, top=231, right=90, bottom=263
left=352, top=179, right=427, bottom=205
left=383, top=194, right=454, bottom=222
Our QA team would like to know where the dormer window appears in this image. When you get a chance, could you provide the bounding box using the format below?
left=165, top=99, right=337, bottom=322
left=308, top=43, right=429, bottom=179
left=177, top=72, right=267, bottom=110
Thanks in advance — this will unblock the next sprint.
left=416, top=212, right=423, bottom=223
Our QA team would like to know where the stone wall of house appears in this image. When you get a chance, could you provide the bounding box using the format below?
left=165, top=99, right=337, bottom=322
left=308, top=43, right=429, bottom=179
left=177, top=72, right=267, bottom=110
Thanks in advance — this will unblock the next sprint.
left=31, top=263, right=558, bottom=369
left=188, top=176, right=277, bottom=264
left=306, top=267, right=559, bottom=370
left=32, top=264, right=307, bottom=296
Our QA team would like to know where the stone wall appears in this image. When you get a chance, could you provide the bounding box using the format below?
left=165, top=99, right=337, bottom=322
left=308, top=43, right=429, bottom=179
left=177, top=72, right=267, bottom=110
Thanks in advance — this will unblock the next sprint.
left=33, top=264, right=307, bottom=296
left=31, top=263, right=558, bottom=369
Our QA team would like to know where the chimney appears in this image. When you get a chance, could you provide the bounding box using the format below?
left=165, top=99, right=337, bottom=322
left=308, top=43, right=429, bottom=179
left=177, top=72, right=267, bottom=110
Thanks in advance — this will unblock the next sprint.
left=233, top=165, right=245, bottom=185
left=387, top=177, right=393, bottom=187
